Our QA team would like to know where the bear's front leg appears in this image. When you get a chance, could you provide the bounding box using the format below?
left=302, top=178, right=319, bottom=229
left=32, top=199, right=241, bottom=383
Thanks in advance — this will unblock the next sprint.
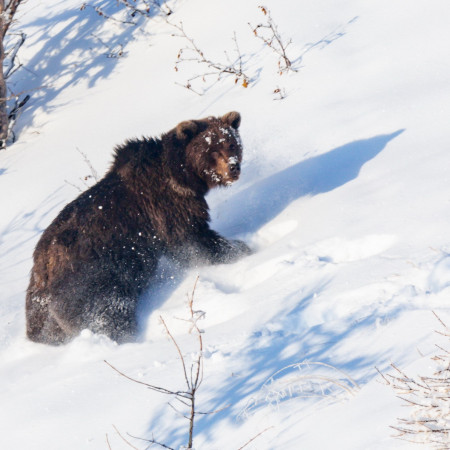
left=196, top=229, right=251, bottom=264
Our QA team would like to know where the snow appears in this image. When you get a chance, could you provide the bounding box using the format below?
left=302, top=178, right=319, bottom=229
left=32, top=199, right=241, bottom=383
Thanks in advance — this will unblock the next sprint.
left=1, top=0, right=450, bottom=448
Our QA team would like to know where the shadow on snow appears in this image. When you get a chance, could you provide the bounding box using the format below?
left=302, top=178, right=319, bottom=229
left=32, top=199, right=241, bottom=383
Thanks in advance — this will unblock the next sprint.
left=11, top=1, right=170, bottom=138
left=215, top=130, right=404, bottom=236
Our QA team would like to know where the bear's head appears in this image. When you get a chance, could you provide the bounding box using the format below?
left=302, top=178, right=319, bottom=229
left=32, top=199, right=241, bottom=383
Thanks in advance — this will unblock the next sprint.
left=176, top=111, right=243, bottom=189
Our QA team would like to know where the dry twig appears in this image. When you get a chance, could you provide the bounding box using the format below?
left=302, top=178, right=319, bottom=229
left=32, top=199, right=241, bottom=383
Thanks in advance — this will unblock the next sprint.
left=80, top=3, right=136, bottom=25
left=126, top=432, right=175, bottom=450
left=64, top=147, right=100, bottom=192
left=80, top=0, right=172, bottom=25
left=113, top=425, right=140, bottom=450
left=249, top=6, right=297, bottom=75
left=170, top=21, right=250, bottom=95
left=105, top=433, right=112, bottom=450
left=237, top=426, right=274, bottom=450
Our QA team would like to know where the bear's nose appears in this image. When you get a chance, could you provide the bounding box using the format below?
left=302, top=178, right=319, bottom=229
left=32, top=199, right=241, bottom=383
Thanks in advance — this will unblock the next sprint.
left=229, top=161, right=241, bottom=177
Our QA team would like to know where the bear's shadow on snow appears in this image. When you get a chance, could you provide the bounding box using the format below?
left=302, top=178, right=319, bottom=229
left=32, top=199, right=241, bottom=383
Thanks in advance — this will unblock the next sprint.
left=214, top=130, right=405, bottom=236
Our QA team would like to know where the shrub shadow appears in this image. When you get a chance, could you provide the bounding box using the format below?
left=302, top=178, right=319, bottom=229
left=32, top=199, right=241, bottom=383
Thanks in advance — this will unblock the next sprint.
left=12, top=1, right=170, bottom=137
left=193, top=300, right=405, bottom=447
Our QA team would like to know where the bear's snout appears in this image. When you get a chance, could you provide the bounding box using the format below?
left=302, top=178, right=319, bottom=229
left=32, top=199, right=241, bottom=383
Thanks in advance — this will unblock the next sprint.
left=227, top=156, right=241, bottom=180
left=229, top=160, right=241, bottom=178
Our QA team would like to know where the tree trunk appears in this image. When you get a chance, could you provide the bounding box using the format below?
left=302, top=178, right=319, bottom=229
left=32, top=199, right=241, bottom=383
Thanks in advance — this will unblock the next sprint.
left=0, top=0, right=9, bottom=149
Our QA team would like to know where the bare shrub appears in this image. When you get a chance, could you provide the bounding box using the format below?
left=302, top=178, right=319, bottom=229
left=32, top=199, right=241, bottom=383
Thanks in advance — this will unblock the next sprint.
left=386, top=312, right=450, bottom=448
left=64, top=147, right=99, bottom=193
left=105, top=278, right=219, bottom=449
left=170, top=22, right=250, bottom=95
left=249, top=6, right=297, bottom=75
left=105, top=278, right=273, bottom=449
left=239, top=361, right=359, bottom=419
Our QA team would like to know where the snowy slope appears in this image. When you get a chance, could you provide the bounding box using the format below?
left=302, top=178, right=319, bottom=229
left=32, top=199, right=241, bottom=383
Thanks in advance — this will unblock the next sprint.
left=1, top=0, right=450, bottom=448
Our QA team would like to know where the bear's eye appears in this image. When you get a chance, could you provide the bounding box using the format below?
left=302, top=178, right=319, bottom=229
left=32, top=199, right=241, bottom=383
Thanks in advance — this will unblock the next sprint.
left=229, top=144, right=235, bottom=151
left=211, top=151, right=219, bottom=161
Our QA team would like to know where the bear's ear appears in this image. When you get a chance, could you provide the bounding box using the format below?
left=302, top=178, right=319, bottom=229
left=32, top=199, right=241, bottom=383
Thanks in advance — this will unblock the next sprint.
left=221, top=111, right=241, bottom=129
left=176, top=120, right=198, bottom=142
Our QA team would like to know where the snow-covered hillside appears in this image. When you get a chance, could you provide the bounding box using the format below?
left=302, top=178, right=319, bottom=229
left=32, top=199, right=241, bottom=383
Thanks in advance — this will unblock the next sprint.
left=1, top=0, right=450, bottom=448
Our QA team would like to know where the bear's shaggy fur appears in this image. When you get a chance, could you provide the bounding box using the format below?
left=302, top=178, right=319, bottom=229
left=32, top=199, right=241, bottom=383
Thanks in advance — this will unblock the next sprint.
left=26, top=111, right=250, bottom=345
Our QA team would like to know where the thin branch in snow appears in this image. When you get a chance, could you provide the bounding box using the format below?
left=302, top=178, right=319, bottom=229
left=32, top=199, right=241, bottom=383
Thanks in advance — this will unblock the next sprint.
left=91, top=33, right=124, bottom=59
left=4, top=31, right=25, bottom=79
left=237, top=426, right=274, bottom=450
left=249, top=6, right=297, bottom=75
left=64, top=147, right=100, bottom=192
left=127, top=432, right=175, bottom=450
left=170, top=21, right=250, bottom=95
left=80, top=3, right=137, bottom=25
left=113, top=424, right=140, bottom=449
left=105, top=433, right=112, bottom=450
left=80, top=0, right=173, bottom=25
left=375, top=366, right=392, bottom=385
left=105, top=359, right=191, bottom=398
left=75, top=147, right=99, bottom=182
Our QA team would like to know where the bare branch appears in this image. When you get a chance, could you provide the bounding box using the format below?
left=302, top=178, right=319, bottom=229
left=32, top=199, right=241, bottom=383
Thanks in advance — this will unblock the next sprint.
left=80, top=3, right=137, bottom=25
left=105, top=278, right=227, bottom=449
left=105, top=433, right=112, bottom=450
left=167, top=401, right=190, bottom=420
left=237, top=426, right=274, bottom=450
left=2, top=0, right=24, bottom=38
left=433, top=310, right=449, bottom=331
left=249, top=6, right=297, bottom=75
left=127, top=432, right=175, bottom=450
left=4, top=31, right=25, bottom=79
left=375, top=366, right=392, bottom=385
left=113, top=424, right=140, bottom=450
left=169, top=21, right=250, bottom=94
left=75, top=146, right=99, bottom=182
left=91, top=33, right=124, bottom=59
left=81, top=0, right=172, bottom=25
left=1, top=85, right=45, bottom=102
left=160, top=315, right=191, bottom=390
left=117, top=0, right=173, bottom=17
left=104, top=359, right=191, bottom=398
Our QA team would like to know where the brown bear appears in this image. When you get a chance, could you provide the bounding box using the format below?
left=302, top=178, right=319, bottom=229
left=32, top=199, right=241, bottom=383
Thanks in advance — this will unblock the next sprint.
left=26, top=111, right=250, bottom=345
